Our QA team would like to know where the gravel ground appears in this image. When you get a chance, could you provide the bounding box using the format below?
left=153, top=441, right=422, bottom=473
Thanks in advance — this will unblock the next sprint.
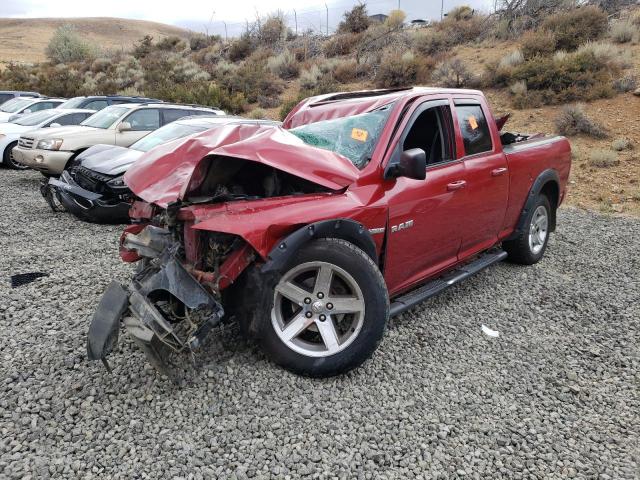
left=1, top=169, right=639, bottom=480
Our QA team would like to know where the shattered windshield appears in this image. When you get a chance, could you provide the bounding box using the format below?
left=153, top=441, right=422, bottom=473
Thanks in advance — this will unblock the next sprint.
left=289, top=102, right=395, bottom=169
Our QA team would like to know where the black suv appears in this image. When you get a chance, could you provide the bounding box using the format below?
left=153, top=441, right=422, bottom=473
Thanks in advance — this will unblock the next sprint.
left=57, top=95, right=162, bottom=111
left=0, top=91, right=41, bottom=106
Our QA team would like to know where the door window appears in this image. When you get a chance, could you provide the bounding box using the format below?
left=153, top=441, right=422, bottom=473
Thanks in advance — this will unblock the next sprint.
left=85, top=100, right=109, bottom=110
left=162, top=109, right=192, bottom=124
left=402, top=104, right=455, bottom=166
left=455, top=105, right=493, bottom=156
left=28, top=102, right=55, bottom=112
left=124, top=109, right=160, bottom=131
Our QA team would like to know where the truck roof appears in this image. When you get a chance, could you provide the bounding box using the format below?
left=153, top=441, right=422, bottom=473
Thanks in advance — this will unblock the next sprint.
left=282, top=87, right=483, bottom=129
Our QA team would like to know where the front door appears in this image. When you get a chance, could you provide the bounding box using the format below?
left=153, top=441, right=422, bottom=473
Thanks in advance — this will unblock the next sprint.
left=115, top=108, right=160, bottom=147
left=383, top=99, right=468, bottom=294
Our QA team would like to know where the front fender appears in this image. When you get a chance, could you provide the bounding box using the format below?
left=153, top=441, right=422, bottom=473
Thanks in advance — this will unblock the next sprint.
left=261, top=218, right=378, bottom=273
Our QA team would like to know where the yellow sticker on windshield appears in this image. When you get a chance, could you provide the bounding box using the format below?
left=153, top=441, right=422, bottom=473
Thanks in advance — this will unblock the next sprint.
left=468, top=115, right=479, bottom=130
left=351, top=128, right=369, bottom=142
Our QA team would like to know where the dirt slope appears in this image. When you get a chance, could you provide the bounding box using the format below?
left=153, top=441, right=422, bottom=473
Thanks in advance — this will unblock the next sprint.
left=0, top=17, right=191, bottom=64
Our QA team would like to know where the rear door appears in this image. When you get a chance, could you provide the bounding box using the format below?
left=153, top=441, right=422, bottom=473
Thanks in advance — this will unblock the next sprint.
left=453, top=99, right=509, bottom=258
left=383, top=98, right=468, bottom=293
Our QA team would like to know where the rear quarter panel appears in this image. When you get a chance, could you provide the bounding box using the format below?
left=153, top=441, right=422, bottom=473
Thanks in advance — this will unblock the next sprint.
left=501, top=136, right=571, bottom=235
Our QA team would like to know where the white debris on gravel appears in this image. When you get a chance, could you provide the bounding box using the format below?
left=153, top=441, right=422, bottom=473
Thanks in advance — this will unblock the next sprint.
left=1, top=170, right=639, bottom=479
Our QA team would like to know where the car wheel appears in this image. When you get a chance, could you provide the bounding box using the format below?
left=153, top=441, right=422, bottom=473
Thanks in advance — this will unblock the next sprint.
left=250, top=238, right=389, bottom=377
left=503, top=194, right=552, bottom=265
left=2, top=141, right=28, bottom=170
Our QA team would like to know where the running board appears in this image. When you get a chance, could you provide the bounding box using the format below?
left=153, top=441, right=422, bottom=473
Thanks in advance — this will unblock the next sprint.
left=389, top=250, right=508, bottom=317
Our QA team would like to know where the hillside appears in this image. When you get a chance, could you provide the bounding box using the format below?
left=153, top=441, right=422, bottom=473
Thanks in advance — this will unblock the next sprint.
left=0, top=17, right=191, bottom=64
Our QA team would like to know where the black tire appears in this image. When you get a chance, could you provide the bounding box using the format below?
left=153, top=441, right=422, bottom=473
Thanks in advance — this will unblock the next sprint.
left=242, top=238, right=389, bottom=377
left=2, top=141, right=28, bottom=170
left=503, top=194, right=552, bottom=265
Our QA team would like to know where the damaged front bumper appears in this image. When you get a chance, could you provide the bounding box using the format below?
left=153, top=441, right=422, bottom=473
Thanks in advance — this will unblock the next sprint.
left=87, top=236, right=225, bottom=374
left=45, top=171, right=132, bottom=224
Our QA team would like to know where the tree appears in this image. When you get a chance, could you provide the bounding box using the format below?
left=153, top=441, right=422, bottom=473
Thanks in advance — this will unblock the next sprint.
left=338, top=4, right=370, bottom=34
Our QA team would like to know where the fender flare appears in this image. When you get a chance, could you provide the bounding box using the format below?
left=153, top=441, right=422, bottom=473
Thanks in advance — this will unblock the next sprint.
left=508, top=168, right=560, bottom=240
left=261, top=218, right=378, bottom=273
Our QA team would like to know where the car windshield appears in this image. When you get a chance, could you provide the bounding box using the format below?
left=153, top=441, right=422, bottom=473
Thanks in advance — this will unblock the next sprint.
left=0, top=98, right=33, bottom=113
left=13, top=110, right=58, bottom=126
left=131, top=122, right=210, bottom=152
left=289, top=103, right=395, bottom=169
left=81, top=106, right=128, bottom=129
left=58, top=97, right=88, bottom=109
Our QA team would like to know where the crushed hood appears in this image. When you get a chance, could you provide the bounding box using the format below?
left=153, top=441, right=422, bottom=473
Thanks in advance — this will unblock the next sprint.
left=125, top=123, right=359, bottom=207
left=79, top=144, right=143, bottom=176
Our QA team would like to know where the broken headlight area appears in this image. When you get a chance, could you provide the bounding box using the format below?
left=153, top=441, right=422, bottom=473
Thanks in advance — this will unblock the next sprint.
left=90, top=225, right=254, bottom=375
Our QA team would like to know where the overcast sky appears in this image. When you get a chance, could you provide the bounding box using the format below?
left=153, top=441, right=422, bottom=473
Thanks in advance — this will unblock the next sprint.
left=2, top=0, right=495, bottom=36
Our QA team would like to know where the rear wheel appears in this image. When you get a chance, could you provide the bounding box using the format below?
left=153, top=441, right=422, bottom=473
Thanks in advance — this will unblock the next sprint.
left=503, top=194, right=551, bottom=265
left=2, top=141, right=27, bottom=170
left=250, top=238, right=389, bottom=377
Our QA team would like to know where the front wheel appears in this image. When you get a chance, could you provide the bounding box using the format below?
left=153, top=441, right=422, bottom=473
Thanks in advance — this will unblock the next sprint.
left=503, top=194, right=552, bottom=265
left=2, top=141, right=28, bottom=170
left=251, top=238, right=389, bottom=377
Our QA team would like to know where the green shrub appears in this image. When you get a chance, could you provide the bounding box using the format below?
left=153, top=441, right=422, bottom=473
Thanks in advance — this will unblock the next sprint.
left=267, top=50, right=300, bottom=79
left=332, top=59, right=358, bottom=83
left=279, top=95, right=305, bottom=121
left=542, top=6, right=608, bottom=51
left=611, top=138, right=632, bottom=151
left=323, top=33, right=362, bottom=57
left=554, top=104, right=607, bottom=138
left=45, top=24, right=97, bottom=63
left=156, top=35, right=186, bottom=51
left=613, top=73, right=637, bottom=92
left=337, top=4, right=370, bottom=34
left=145, top=81, right=245, bottom=114
left=610, top=21, right=635, bottom=43
left=228, top=36, right=254, bottom=61
left=257, top=95, right=280, bottom=108
left=431, top=58, right=473, bottom=88
left=248, top=108, right=268, bottom=119
left=376, top=51, right=425, bottom=88
left=499, top=50, right=524, bottom=69
left=189, top=34, right=219, bottom=51
left=589, top=150, right=618, bottom=168
left=520, top=30, right=557, bottom=58
left=413, top=29, right=452, bottom=56
left=259, top=15, right=289, bottom=44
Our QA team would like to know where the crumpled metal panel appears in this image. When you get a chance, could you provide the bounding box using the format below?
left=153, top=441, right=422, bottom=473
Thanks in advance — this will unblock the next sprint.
left=124, top=123, right=360, bottom=208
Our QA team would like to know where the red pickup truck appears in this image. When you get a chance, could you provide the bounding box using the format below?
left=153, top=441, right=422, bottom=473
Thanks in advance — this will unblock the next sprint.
left=87, top=88, right=571, bottom=378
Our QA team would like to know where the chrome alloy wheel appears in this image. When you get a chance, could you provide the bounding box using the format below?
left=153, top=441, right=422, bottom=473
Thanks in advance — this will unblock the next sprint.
left=271, top=261, right=365, bottom=357
left=9, top=149, right=28, bottom=170
left=528, top=205, right=548, bottom=255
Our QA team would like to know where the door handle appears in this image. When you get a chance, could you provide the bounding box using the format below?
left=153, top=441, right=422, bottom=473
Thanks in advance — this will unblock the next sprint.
left=447, top=180, right=467, bottom=191
left=491, top=167, right=508, bottom=177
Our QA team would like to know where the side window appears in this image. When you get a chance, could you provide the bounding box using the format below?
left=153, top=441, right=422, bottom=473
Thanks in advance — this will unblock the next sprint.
left=29, top=102, right=53, bottom=112
left=162, top=109, right=191, bottom=124
left=0, top=94, right=13, bottom=104
left=402, top=104, right=454, bottom=165
left=124, top=109, right=160, bottom=131
left=85, top=100, right=108, bottom=110
left=50, top=113, right=77, bottom=126
left=455, top=104, right=493, bottom=156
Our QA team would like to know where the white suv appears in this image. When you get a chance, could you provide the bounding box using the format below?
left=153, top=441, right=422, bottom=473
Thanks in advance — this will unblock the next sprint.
left=13, top=103, right=224, bottom=175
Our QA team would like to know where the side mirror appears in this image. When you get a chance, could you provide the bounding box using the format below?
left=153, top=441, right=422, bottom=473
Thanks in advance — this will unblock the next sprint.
left=49, top=122, right=61, bottom=128
left=386, top=148, right=427, bottom=180
left=117, top=121, right=132, bottom=132
left=23, top=108, right=32, bottom=114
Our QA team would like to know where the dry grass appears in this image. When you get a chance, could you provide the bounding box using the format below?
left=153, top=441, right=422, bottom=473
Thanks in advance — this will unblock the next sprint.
left=0, top=17, right=190, bottom=64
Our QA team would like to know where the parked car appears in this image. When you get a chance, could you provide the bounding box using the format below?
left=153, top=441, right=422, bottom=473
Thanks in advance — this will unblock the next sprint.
left=86, top=88, right=571, bottom=378
left=0, top=97, right=65, bottom=123
left=57, top=95, right=163, bottom=111
left=12, top=103, right=225, bottom=176
left=0, top=91, right=41, bottom=106
left=0, top=109, right=94, bottom=169
left=46, top=116, right=276, bottom=223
